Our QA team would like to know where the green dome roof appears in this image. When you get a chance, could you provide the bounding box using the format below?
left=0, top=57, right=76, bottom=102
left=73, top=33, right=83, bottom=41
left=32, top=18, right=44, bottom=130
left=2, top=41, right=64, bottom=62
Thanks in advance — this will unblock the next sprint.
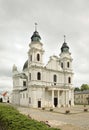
left=61, top=42, right=69, bottom=53
left=23, top=60, right=28, bottom=70
left=31, top=31, right=41, bottom=42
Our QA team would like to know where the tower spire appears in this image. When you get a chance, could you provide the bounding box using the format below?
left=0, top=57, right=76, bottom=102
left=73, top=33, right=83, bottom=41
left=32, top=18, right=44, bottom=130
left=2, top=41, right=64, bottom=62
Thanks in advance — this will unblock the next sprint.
left=64, top=35, right=66, bottom=43
left=35, top=23, right=37, bottom=31
left=31, top=23, right=41, bottom=42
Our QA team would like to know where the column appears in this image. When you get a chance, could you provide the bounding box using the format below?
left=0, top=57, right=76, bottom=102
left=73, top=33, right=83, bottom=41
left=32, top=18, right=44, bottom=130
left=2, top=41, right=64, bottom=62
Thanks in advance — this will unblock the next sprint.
left=65, top=90, right=69, bottom=107
left=71, top=89, right=74, bottom=106
left=62, top=91, right=65, bottom=107
left=57, top=90, right=60, bottom=107
left=52, top=90, right=54, bottom=108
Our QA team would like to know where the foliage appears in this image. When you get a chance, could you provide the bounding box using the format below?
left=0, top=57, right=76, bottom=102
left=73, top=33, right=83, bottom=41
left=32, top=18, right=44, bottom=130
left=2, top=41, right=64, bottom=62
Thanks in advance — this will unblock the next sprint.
left=0, top=103, right=60, bottom=130
left=81, top=84, right=89, bottom=91
left=74, top=84, right=89, bottom=92
left=74, top=87, right=80, bottom=91
left=0, top=98, right=3, bottom=102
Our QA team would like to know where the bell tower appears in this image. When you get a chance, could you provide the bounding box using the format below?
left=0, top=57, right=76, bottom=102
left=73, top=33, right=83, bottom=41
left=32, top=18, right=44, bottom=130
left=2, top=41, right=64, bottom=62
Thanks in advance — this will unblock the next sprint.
left=60, top=35, right=73, bottom=70
left=60, top=36, right=73, bottom=87
left=28, top=23, right=45, bottom=67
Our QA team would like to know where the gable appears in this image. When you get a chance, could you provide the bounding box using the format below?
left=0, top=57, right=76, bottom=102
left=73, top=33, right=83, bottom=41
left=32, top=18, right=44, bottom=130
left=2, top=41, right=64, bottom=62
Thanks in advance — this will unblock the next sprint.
left=46, top=55, right=62, bottom=71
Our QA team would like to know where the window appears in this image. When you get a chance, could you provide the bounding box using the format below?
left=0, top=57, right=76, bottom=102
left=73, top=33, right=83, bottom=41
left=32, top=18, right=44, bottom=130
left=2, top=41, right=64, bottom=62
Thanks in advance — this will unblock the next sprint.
left=68, top=77, right=71, bottom=84
left=53, top=75, right=57, bottom=82
left=30, top=55, right=32, bottom=61
left=67, top=62, right=70, bottom=68
left=37, top=53, right=40, bottom=61
left=37, top=72, right=41, bottom=80
left=61, top=62, right=63, bottom=68
left=29, top=97, right=31, bottom=103
left=23, top=81, right=26, bottom=86
left=29, top=73, right=31, bottom=80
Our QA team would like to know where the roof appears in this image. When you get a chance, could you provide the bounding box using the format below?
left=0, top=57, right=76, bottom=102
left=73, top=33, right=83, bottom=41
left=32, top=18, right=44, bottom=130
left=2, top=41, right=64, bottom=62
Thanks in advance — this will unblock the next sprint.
left=17, top=73, right=27, bottom=79
left=23, top=60, right=28, bottom=70
left=31, top=31, right=41, bottom=42
left=61, top=42, right=69, bottom=53
left=20, top=88, right=27, bottom=92
left=74, top=90, right=89, bottom=94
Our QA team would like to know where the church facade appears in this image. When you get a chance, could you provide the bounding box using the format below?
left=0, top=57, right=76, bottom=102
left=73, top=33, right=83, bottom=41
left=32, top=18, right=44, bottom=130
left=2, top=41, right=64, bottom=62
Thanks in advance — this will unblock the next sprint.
left=12, top=26, right=74, bottom=108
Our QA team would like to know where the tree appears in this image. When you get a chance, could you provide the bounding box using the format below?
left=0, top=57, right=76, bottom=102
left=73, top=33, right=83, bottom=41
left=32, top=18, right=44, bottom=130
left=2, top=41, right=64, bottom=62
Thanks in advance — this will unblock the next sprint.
left=0, top=98, right=3, bottom=102
left=74, top=87, right=80, bottom=91
left=81, top=84, right=89, bottom=91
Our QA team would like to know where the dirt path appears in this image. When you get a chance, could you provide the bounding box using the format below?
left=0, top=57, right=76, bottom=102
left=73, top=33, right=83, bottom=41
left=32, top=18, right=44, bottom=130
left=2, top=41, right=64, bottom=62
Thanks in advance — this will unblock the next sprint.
left=17, top=106, right=89, bottom=130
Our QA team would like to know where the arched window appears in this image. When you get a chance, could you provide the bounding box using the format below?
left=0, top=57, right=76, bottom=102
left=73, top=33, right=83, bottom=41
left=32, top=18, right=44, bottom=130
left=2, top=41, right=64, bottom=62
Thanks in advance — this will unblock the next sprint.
left=68, top=77, right=71, bottom=84
left=30, top=55, right=32, bottom=61
left=61, top=62, right=63, bottom=68
left=53, top=75, right=57, bottom=82
left=67, top=62, right=70, bottom=68
left=23, top=81, right=26, bottom=86
left=29, top=73, right=31, bottom=80
left=37, top=72, right=41, bottom=80
left=37, top=53, right=40, bottom=61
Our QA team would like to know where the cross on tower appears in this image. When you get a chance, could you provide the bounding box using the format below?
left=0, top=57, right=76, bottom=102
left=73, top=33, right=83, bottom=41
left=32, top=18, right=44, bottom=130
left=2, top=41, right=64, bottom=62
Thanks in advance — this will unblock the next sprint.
left=35, top=23, right=38, bottom=31
left=64, top=35, right=66, bottom=43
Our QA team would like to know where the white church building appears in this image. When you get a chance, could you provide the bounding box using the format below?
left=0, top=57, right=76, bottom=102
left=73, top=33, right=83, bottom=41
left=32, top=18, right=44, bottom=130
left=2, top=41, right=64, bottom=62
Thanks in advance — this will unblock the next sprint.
left=12, top=25, right=74, bottom=108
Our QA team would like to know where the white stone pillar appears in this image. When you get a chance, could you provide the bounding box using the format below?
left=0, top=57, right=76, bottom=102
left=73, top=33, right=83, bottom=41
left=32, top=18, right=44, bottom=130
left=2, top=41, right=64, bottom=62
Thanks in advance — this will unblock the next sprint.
left=65, top=90, right=70, bottom=107
left=52, top=90, right=54, bottom=108
left=57, top=90, right=60, bottom=107
left=71, top=89, right=74, bottom=106
left=62, top=91, right=65, bottom=107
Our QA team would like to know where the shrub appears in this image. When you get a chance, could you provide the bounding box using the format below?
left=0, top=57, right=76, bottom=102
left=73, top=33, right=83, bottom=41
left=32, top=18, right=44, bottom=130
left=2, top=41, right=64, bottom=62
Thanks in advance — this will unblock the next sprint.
left=0, top=98, right=3, bottom=102
left=42, top=107, right=45, bottom=110
left=65, top=110, right=70, bottom=114
left=0, top=103, right=60, bottom=130
left=84, top=108, right=88, bottom=112
left=50, top=108, right=53, bottom=111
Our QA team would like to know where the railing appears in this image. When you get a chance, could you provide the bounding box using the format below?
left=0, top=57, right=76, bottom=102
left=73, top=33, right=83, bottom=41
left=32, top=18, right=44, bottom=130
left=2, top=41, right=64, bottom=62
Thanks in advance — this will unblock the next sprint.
left=28, top=80, right=72, bottom=88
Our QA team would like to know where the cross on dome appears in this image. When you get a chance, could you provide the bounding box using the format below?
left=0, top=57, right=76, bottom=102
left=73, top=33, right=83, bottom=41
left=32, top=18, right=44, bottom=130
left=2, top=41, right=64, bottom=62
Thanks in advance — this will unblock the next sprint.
left=64, top=35, right=66, bottom=43
left=31, top=23, right=41, bottom=42
left=35, top=23, right=38, bottom=31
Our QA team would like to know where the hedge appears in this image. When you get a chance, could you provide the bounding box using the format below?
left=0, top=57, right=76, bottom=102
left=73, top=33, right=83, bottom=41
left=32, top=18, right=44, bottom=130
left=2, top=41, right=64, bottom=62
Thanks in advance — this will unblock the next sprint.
left=0, top=103, right=60, bottom=130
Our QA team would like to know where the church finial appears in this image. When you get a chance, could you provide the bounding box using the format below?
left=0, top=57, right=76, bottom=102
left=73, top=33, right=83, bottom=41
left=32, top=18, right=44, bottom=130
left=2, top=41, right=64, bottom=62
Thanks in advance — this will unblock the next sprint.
left=64, top=35, right=66, bottom=43
left=35, top=23, right=37, bottom=31
left=31, top=23, right=41, bottom=42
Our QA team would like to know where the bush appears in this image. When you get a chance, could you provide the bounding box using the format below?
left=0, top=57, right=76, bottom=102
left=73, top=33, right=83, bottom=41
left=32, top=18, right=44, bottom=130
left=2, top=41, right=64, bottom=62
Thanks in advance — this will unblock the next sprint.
left=42, top=107, right=45, bottom=110
left=50, top=108, right=53, bottom=111
left=0, top=98, right=3, bottom=102
left=0, top=103, right=60, bottom=130
left=65, top=110, right=70, bottom=114
left=84, top=108, right=88, bottom=112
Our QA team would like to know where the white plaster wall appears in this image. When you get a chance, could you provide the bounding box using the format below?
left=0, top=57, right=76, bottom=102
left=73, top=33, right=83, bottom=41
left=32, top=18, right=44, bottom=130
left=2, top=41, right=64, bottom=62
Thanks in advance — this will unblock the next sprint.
left=12, top=90, right=20, bottom=105
left=20, top=91, right=29, bottom=106
left=45, top=90, right=52, bottom=107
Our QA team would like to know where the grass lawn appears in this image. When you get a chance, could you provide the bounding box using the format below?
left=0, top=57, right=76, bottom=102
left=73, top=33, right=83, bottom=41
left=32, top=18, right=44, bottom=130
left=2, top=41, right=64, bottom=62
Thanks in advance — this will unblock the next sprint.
left=0, top=103, right=60, bottom=130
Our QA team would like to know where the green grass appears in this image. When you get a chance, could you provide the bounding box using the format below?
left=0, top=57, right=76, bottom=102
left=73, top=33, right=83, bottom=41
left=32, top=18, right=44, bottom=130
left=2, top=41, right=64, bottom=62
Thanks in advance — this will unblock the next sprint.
left=0, top=103, right=60, bottom=130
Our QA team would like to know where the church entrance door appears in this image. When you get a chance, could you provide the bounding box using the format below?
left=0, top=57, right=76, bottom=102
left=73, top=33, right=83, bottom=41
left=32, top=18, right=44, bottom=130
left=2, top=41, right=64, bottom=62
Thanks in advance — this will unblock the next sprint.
left=38, top=101, right=41, bottom=108
left=54, top=98, right=58, bottom=107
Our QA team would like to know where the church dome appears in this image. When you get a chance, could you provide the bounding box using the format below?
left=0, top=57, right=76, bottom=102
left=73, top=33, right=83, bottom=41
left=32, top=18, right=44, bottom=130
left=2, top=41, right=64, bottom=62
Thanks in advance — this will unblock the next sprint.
left=31, top=23, right=41, bottom=42
left=61, top=36, right=69, bottom=53
left=23, top=60, right=28, bottom=70
left=31, top=31, right=41, bottom=42
left=61, top=42, right=69, bottom=52
left=19, top=73, right=27, bottom=79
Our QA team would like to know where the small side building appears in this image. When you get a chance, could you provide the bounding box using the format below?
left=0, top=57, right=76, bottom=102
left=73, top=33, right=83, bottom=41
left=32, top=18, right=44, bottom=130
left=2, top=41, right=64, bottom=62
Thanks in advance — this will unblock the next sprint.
left=74, top=90, right=89, bottom=105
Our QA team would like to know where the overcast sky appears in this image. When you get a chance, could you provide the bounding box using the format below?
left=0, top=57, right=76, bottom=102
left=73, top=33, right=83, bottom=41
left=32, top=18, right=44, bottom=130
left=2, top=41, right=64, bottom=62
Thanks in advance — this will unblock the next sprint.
left=0, top=0, right=89, bottom=92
